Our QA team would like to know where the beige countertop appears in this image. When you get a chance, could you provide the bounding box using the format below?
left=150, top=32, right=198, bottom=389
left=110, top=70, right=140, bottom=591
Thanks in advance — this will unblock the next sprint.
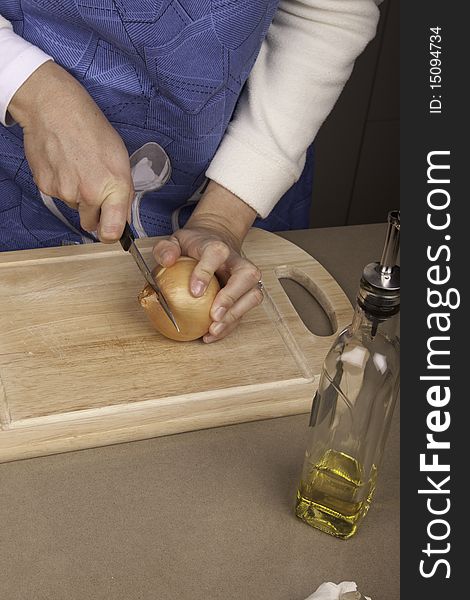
left=0, top=224, right=399, bottom=600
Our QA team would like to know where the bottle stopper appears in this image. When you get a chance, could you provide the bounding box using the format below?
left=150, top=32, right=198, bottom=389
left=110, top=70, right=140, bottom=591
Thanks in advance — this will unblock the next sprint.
left=359, top=210, right=400, bottom=316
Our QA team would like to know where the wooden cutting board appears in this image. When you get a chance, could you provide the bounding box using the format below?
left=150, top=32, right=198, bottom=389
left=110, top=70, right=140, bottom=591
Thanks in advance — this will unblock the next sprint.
left=0, top=229, right=352, bottom=463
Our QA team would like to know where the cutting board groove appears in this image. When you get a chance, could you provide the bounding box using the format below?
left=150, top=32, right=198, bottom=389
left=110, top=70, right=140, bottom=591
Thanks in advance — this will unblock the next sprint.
left=0, top=229, right=352, bottom=462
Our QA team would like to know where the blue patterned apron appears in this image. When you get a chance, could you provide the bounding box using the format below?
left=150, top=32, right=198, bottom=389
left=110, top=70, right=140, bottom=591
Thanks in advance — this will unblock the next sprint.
left=0, top=0, right=313, bottom=251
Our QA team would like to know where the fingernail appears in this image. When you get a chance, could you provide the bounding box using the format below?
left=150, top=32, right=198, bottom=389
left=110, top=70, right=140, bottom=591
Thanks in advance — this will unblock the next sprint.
left=161, top=251, right=172, bottom=265
left=211, top=322, right=225, bottom=336
left=213, top=307, right=226, bottom=321
left=203, top=335, right=216, bottom=344
left=192, top=281, right=205, bottom=297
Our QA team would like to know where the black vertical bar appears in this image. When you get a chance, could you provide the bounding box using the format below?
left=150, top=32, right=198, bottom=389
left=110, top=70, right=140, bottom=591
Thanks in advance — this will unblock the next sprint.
left=401, top=1, right=464, bottom=597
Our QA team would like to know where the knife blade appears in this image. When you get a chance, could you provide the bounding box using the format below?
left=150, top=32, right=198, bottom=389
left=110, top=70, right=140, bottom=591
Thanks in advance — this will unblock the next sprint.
left=120, top=223, right=180, bottom=332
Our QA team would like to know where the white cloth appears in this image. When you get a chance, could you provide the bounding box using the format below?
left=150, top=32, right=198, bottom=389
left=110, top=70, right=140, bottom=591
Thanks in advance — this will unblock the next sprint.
left=306, top=581, right=371, bottom=600
left=0, top=2, right=382, bottom=217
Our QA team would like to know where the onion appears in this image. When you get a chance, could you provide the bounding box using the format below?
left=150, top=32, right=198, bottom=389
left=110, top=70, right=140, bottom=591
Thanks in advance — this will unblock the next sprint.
left=138, top=257, right=220, bottom=341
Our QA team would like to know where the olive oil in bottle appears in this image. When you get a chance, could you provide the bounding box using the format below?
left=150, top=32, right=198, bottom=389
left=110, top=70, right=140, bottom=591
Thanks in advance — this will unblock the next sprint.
left=295, top=211, right=400, bottom=539
left=296, top=450, right=377, bottom=539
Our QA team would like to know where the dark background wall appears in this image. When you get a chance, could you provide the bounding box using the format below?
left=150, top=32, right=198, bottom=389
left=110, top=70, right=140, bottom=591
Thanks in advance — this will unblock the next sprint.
left=310, top=0, right=399, bottom=228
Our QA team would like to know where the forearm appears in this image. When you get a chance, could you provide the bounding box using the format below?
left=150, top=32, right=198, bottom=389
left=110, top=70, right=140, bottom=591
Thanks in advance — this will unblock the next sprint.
left=0, top=14, right=53, bottom=126
left=4, top=43, right=133, bottom=243
left=207, top=0, right=382, bottom=218
left=187, top=181, right=257, bottom=248
left=8, top=60, right=82, bottom=126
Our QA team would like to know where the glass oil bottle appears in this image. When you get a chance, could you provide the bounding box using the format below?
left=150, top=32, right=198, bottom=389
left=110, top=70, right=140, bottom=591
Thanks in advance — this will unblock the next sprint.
left=295, top=211, right=400, bottom=539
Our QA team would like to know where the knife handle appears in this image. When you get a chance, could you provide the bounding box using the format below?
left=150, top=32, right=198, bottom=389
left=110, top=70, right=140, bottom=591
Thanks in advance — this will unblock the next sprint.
left=120, top=222, right=134, bottom=252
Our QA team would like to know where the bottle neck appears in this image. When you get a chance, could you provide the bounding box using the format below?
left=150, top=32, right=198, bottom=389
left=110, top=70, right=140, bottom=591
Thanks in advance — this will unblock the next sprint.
left=350, top=301, right=399, bottom=340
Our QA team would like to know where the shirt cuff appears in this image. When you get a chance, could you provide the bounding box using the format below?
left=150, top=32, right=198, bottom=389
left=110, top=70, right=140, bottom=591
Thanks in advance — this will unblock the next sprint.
left=0, top=27, right=53, bottom=126
left=206, top=130, right=302, bottom=219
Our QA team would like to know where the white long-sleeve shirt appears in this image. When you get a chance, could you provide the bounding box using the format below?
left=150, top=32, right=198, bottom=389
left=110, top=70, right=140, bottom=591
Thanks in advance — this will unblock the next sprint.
left=0, top=2, right=381, bottom=217
left=0, top=16, right=52, bottom=126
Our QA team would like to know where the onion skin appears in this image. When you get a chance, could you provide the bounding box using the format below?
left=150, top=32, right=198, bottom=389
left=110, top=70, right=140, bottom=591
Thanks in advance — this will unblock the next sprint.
left=138, top=257, right=220, bottom=341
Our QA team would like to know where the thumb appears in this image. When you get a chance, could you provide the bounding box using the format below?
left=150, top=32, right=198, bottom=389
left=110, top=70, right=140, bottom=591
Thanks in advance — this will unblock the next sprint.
left=153, top=235, right=182, bottom=267
left=98, top=187, right=132, bottom=243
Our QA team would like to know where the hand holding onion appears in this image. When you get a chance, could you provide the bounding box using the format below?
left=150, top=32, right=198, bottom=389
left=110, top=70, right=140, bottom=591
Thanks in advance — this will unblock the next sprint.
left=147, top=183, right=264, bottom=343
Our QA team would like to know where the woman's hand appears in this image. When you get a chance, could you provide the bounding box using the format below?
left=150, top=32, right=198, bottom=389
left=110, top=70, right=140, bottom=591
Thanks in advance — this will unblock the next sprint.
left=153, top=181, right=263, bottom=343
left=8, top=61, right=133, bottom=242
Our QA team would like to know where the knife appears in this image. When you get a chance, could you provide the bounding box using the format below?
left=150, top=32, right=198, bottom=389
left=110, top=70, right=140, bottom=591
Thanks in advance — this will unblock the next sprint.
left=120, top=222, right=180, bottom=332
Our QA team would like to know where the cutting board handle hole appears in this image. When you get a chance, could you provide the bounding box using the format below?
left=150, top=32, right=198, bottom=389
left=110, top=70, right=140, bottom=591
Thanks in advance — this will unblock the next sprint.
left=277, top=269, right=336, bottom=337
